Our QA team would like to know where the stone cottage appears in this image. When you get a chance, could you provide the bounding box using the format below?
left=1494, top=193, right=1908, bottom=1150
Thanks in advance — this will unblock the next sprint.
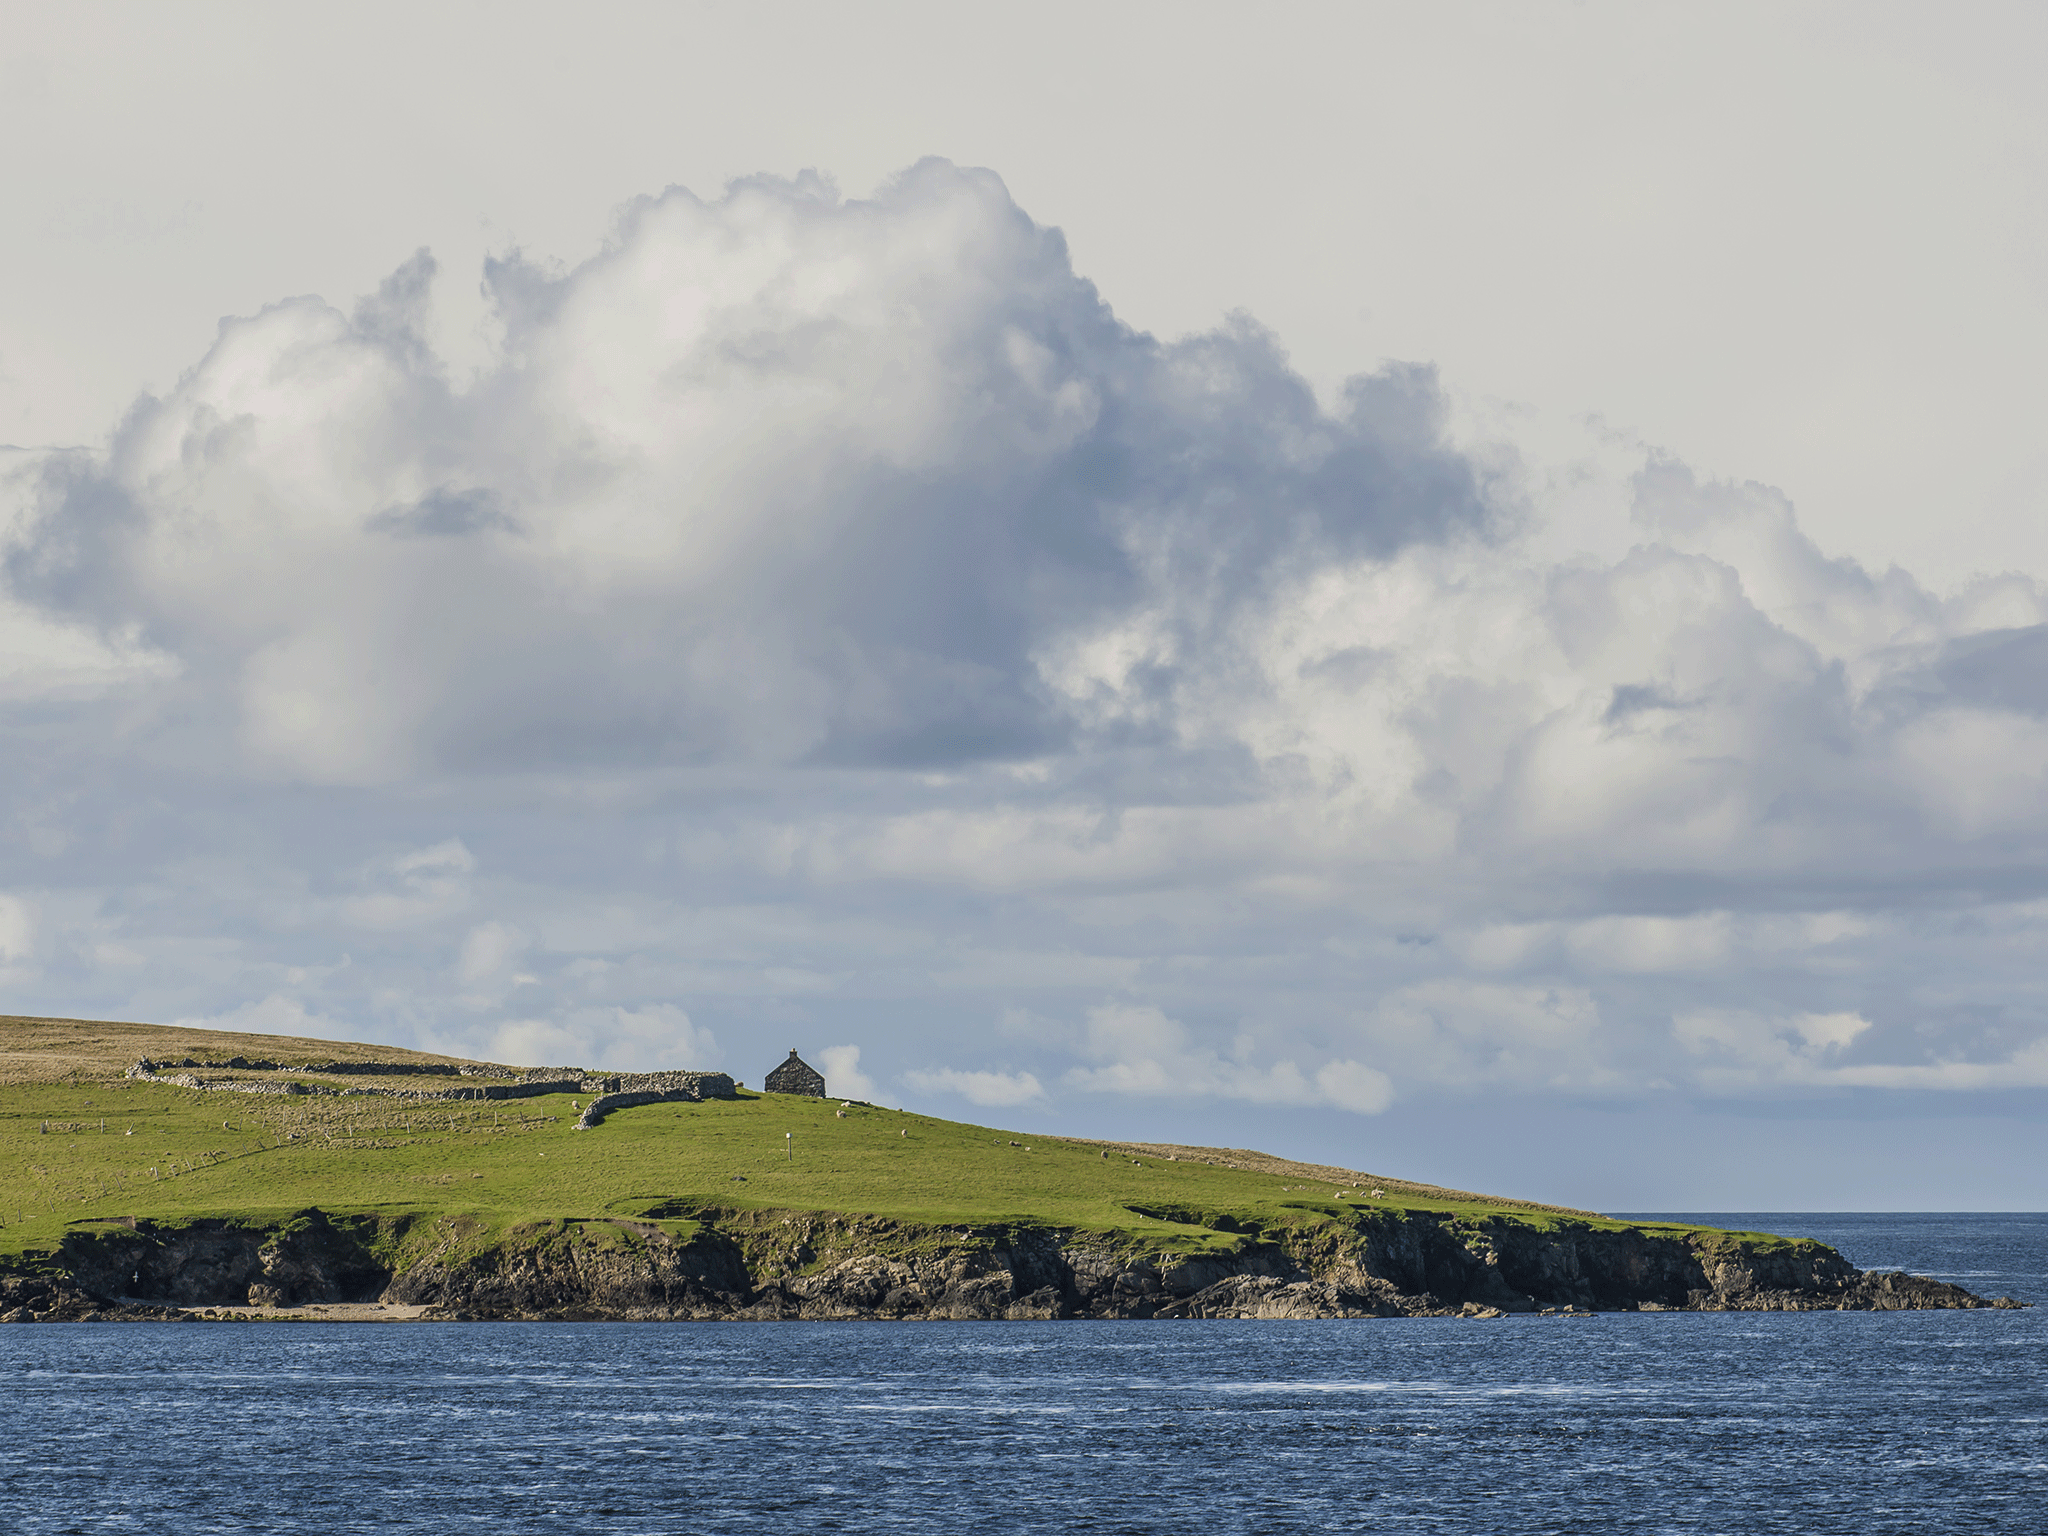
left=764, top=1049, right=827, bottom=1098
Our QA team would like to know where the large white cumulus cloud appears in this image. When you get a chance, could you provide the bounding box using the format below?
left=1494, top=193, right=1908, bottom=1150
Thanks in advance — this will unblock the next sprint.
left=7, top=161, right=1484, bottom=782
left=3, top=160, right=2047, bottom=1134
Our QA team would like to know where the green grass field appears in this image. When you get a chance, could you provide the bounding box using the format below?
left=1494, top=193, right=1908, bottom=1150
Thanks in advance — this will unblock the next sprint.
left=0, top=1015, right=1805, bottom=1273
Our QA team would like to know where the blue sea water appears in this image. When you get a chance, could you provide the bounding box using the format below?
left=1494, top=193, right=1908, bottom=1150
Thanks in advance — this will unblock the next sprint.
left=0, top=1214, right=2041, bottom=1535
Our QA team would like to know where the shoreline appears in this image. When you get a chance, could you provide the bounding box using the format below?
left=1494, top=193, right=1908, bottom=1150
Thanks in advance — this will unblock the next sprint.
left=4, top=1207, right=2028, bottom=1325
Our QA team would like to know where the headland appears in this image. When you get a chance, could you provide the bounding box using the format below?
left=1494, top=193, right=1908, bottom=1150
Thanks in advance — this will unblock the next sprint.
left=0, top=1014, right=2028, bottom=1323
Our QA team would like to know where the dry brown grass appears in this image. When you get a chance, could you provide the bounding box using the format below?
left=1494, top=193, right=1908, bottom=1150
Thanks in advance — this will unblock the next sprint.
left=1055, top=1137, right=1605, bottom=1219
left=0, top=1014, right=497, bottom=1086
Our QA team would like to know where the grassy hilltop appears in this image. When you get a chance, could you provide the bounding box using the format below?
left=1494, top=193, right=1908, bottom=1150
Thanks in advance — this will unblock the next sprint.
left=0, top=1014, right=1801, bottom=1281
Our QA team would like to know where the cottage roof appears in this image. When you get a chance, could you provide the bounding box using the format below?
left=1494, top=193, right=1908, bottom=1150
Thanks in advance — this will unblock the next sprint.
left=764, top=1048, right=827, bottom=1097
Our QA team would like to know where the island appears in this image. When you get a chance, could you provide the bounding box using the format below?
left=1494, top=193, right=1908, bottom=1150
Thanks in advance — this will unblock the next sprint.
left=0, top=1014, right=2028, bottom=1323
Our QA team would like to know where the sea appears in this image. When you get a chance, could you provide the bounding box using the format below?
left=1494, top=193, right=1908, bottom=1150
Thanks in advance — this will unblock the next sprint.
left=0, top=1213, right=2040, bottom=1535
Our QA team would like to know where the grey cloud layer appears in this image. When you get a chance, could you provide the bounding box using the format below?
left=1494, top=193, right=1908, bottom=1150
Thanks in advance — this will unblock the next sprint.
left=2, top=161, right=2045, bottom=1125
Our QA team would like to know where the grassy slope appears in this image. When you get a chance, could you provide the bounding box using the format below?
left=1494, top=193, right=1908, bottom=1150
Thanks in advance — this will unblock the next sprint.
left=0, top=1016, right=1803, bottom=1274
left=0, top=1014, right=479, bottom=1086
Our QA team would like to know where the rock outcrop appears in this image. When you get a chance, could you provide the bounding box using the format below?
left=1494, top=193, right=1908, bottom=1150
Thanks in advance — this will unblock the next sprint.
left=0, top=1272, right=190, bottom=1323
left=11, top=1204, right=2029, bottom=1322
left=55, top=1209, right=391, bottom=1309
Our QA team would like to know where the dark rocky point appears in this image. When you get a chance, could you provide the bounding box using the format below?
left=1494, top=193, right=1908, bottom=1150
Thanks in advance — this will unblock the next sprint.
left=10, top=1206, right=2030, bottom=1323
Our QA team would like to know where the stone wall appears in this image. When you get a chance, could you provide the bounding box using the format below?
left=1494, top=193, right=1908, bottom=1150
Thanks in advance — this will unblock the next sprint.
left=122, top=1059, right=737, bottom=1121
left=123, top=1062, right=575, bottom=1102
left=574, top=1073, right=739, bottom=1128
left=125, top=1067, right=338, bottom=1097
left=577, top=1071, right=724, bottom=1096
left=130, top=1056, right=516, bottom=1079
left=434, top=1078, right=584, bottom=1102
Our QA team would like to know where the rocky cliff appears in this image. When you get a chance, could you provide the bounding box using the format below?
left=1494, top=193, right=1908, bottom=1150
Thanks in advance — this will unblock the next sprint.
left=5, top=1203, right=2026, bottom=1322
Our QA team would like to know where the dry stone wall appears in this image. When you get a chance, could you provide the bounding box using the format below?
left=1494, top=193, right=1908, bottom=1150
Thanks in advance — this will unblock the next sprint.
left=124, top=1059, right=737, bottom=1117
left=130, top=1056, right=515, bottom=1078
left=575, top=1074, right=738, bottom=1128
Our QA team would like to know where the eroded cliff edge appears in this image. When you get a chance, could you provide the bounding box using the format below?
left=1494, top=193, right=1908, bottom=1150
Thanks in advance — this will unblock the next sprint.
left=6, top=1203, right=2027, bottom=1322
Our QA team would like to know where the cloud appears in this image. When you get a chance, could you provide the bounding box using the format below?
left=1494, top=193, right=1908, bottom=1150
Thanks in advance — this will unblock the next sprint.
left=340, top=841, right=475, bottom=930
left=172, top=993, right=348, bottom=1042
left=817, top=1043, right=883, bottom=1103
left=1672, top=1007, right=1872, bottom=1080
left=1361, top=981, right=1611, bottom=1094
left=1458, top=915, right=1736, bottom=975
left=1065, top=1003, right=1393, bottom=1115
left=0, top=893, right=33, bottom=963
left=4, top=161, right=1487, bottom=785
left=456, top=921, right=530, bottom=991
left=903, top=1065, right=1045, bottom=1108
left=1667, top=1007, right=2048, bottom=1094
left=485, top=1004, right=716, bottom=1074
left=2, top=159, right=2048, bottom=1158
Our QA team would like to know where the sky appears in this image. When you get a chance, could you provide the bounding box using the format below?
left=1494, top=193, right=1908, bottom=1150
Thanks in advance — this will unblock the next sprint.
left=3, top=1, right=2046, bottom=1210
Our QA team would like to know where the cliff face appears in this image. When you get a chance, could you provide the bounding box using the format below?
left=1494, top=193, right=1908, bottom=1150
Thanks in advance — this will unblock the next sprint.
left=52, top=1210, right=391, bottom=1310
left=8, top=1204, right=2024, bottom=1322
